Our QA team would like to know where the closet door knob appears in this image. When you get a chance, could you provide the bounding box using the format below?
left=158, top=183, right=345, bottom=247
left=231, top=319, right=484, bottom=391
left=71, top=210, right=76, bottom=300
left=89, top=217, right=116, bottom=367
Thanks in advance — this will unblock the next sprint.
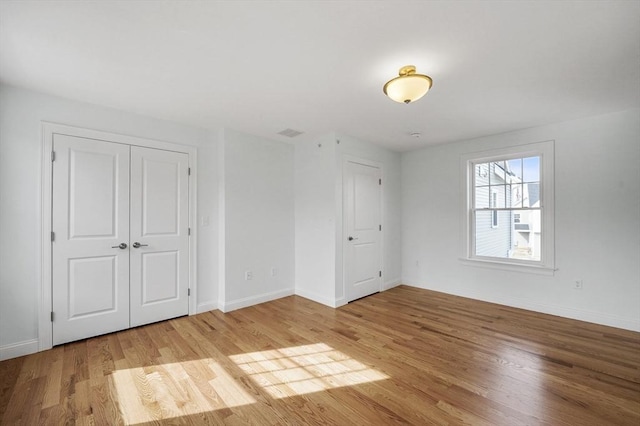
left=111, top=243, right=127, bottom=249
left=132, top=242, right=148, bottom=248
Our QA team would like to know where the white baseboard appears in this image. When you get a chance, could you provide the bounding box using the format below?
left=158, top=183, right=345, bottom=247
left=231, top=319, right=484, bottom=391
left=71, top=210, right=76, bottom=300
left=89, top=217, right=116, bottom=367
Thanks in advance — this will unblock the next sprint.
left=0, top=339, right=39, bottom=361
left=402, top=281, right=640, bottom=332
left=494, top=295, right=640, bottom=332
left=196, top=301, right=218, bottom=314
left=221, top=288, right=295, bottom=313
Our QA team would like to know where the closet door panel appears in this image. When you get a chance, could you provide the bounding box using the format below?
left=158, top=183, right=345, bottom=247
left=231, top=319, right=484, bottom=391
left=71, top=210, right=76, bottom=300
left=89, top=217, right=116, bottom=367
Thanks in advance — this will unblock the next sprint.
left=129, top=146, right=189, bottom=327
left=52, top=135, right=130, bottom=345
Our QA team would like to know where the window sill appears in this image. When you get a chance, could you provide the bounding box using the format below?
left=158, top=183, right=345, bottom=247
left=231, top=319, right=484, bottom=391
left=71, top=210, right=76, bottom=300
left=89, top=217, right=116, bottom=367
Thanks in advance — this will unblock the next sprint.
left=459, top=257, right=556, bottom=276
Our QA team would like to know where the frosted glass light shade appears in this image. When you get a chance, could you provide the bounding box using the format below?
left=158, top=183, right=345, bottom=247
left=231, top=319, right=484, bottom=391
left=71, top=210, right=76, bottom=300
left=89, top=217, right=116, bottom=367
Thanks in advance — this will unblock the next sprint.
left=383, top=65, right=433, bottom=104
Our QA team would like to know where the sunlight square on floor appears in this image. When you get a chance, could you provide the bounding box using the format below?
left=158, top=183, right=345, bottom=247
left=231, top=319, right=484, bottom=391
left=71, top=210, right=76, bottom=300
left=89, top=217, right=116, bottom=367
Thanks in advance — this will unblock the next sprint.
left=229, top=343, right=389, bottom=398
left=111, top=358, right=256, bottom=425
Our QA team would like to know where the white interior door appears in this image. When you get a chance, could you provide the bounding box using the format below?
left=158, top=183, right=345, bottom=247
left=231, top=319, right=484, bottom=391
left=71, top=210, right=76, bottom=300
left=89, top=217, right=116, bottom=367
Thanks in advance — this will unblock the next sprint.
left=344, top=160, right=382, bottom=302
left=129, top=147, right=189, bottom=327
left=52, top=135, right=130, bottom=345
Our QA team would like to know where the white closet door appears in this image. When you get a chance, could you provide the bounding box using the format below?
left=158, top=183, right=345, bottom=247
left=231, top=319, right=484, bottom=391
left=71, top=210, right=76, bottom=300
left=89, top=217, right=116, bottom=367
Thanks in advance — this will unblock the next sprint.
left=129, top=146, right=189, bottom=327
left=52, top=135, right=130, bottom=345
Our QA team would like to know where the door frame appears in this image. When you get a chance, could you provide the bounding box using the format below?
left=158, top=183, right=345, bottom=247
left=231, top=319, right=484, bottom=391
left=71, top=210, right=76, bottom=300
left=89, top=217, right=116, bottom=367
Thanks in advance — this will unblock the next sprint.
left=339, top=155, right=384, bottom=305
left=39, top=122, right=198, bottom=351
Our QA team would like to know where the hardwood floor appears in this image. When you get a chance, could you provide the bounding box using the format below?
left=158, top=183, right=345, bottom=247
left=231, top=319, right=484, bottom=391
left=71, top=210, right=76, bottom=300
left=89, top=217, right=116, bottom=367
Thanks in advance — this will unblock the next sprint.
left=1, top=285, right=639, bottom=425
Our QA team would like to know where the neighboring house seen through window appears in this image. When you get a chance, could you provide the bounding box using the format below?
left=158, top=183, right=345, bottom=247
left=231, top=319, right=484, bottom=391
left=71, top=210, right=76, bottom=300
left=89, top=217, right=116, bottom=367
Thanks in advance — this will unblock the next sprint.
left=462, top=141, right=555, bottom=273
left=491, top=189, right=499, bottom=228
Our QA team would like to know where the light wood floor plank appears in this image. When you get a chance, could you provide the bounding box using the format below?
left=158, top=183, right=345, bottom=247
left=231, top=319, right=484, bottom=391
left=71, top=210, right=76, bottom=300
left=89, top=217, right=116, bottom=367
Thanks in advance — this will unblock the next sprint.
left=1, top=286, right=639, bottom=425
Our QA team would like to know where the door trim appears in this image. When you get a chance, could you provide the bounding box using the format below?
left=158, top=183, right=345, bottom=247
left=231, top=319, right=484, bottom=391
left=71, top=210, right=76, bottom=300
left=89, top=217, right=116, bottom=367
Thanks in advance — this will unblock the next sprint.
left=40, top=122, right=198, bottom=351
left=339, top=155, right=384, bottom=305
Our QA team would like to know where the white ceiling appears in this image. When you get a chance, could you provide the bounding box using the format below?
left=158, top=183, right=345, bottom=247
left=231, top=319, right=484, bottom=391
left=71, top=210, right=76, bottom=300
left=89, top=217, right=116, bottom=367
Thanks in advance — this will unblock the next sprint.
left=1, top=1, right=638, bottom=152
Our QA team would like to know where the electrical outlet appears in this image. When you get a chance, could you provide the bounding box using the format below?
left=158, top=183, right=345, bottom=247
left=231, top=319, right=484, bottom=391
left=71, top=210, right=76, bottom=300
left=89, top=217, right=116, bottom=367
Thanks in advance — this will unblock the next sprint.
left=245, top=270, right=253, bottom=280
left=271, top=267, right=278, bottom=277
left=574, top=279, right=583, bottom=290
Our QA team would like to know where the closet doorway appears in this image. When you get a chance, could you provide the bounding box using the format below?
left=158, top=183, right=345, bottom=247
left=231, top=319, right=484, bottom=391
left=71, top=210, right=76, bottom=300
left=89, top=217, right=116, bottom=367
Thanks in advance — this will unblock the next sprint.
left=41, top=124, right=196, bottom=347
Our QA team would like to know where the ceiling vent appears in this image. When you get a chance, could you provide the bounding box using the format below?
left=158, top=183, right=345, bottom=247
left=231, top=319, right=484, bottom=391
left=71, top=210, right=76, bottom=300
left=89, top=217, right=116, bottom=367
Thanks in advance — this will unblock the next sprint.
left=277, top=128, right=304, bottom=138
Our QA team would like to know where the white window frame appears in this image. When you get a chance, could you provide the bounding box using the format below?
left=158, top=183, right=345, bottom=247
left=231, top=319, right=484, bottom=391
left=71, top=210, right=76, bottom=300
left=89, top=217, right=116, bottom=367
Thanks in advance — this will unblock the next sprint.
left=460, top=140, right=555, bottom=275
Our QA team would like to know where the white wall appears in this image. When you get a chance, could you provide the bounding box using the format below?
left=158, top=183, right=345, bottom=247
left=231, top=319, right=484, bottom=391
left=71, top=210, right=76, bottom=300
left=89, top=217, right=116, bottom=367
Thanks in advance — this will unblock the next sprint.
left=218, top=129, right=295, bottom=311
left=294, top=133, right=339, bottom=306
left=0, top=84, right=219, bottom=359
left=195, top=139, right=220, bottom=314
left=402, top=109, right=640, bottom=331
left=294, top=132, right=402, bottom=307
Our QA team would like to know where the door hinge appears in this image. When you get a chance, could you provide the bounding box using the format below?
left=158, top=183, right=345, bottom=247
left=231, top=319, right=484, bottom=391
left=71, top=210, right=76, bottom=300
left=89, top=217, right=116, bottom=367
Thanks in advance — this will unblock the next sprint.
left=51, top=312, right=54, bottom=322
left=188, top=167, right=191, bottom=176
left=188, top=227, right=191, bottom=236
left=379, top=178, right=381, bottom=185
left=379, top=224, right=382, bottom=231
left=51, top=151, right=56, bottom=162
left=51, top=231, right=55, bottom=242
left=379, top=271, right=382, bottom=277
left=188, top=288, right=191, bottom=296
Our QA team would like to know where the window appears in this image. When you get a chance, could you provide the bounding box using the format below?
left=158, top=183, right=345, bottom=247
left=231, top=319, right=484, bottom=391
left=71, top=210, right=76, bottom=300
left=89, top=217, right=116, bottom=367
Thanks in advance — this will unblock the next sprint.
left=461, top=141, right=555, bottom=273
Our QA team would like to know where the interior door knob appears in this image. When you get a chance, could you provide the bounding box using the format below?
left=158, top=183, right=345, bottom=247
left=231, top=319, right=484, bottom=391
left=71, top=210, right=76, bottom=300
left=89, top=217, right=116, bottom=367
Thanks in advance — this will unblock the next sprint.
left=132, top=242, right=149, bottom=248
left=111, top=243, right=127, bottom=249
left=348, top=236, right=358, bottom=241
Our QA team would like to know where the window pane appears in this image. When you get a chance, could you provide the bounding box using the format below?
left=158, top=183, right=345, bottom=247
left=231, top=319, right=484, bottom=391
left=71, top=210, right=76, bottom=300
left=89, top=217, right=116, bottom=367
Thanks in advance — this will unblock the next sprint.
left=512, top=208, right=541, bottom=261
left=475, top=210, right=511, bottom=258
left=508, top=183, right=523, bottom=207
left=525, top=182, right=541, bottom=207
left=523, top=156, right=540, bottom=182
left=491, top=186, right=507, bottom=208
left=489, top=161, right=506, bottom=185
left=475, top=186, right=489, bottom=208
left=475, top=163, right=489, bottom=186
left=475, top=209, right=542, bottom=261
left=507, top=158, right=522, bottom=180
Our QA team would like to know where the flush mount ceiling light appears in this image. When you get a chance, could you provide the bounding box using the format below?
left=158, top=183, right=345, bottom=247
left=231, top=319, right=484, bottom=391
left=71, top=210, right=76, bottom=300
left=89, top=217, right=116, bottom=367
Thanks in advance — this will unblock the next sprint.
left=383, top=65, right=433, bottom=104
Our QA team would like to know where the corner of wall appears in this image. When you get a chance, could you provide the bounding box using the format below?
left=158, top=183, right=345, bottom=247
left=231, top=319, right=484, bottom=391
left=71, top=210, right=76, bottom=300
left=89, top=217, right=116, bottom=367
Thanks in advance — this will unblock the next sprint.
left=383, top=278, right=402, bottom=291
left=196, top=301, right=219, bottom=314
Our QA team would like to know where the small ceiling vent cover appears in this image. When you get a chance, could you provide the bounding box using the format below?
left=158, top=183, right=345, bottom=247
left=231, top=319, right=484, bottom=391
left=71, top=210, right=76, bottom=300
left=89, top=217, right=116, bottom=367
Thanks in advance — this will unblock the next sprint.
left=278, top=128, right=304, bottom=138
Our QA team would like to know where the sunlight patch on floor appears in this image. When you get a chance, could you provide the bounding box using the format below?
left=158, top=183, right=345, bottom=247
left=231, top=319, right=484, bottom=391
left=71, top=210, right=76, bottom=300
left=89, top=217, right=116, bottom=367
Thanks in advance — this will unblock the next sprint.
left=111, top=358, right=256, bottom=425
left=229, top=343, right=389, bottom=398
